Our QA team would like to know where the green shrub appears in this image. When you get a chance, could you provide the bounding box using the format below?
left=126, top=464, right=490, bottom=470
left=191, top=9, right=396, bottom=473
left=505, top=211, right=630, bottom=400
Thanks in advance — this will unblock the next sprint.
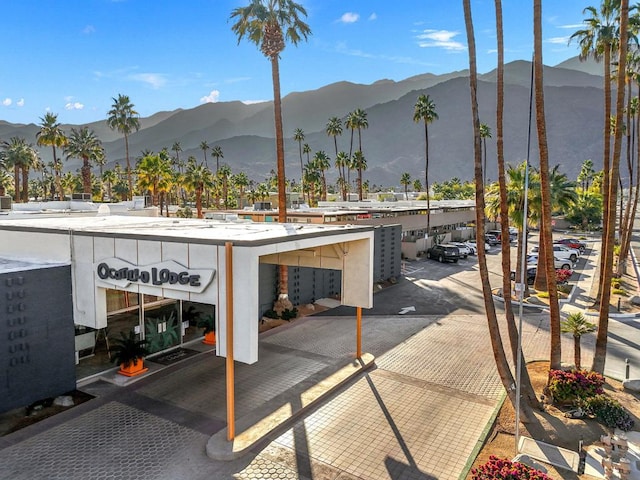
left=578, top=395, right=635, bottom=431
left=281, top=308, right=298, bottom=321
left=611, top=279, right=621, bottom=289
left=612, top=288, right=627, bottom=296
left=547, top=369, right=605, bottom=404
left=263, top=309, right=280, bottom=319
left=558, top=284, right=572, bottom=294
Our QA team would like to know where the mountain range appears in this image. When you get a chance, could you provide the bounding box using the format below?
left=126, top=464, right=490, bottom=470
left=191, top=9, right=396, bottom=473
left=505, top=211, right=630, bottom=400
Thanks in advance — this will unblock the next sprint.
left=0, top=56, right=607, bottom=188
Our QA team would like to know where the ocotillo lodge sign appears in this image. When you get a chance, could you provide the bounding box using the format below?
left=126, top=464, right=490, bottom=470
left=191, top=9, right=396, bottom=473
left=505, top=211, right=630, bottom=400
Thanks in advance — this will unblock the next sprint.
left=95, top=258, right=215, bottom=294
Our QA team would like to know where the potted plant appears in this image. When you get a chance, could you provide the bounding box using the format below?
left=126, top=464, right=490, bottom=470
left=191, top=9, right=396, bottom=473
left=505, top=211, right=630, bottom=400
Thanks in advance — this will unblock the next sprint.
left=111, top=330, right=150, bottom=377
left=197, top=314, right=216, bottom=345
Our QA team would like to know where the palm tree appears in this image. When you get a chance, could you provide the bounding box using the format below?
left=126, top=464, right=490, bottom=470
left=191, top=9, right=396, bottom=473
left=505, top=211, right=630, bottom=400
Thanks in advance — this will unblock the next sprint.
left=326, top=117, right=345, bottom=199
left=293, top=128, right=305, bottom=202
left=413, top=94, right=438, bottom=233
left=479, top=123, right=492, bottom=184
left=593, top=0, right=630, bottom=374
left=183, top=159, right=214, bottom=218
left=218, top=164, right=232, bottom=209
left=231, top=0, right=310, bottom=222
left=65, top=127, right=104, bottom=196
left=233, top=171, right=250, bottom=208
left=533, top=0, right=563, bottom=371
left=334, top=151, right=349, bottom=201
left=412, top=178, right=422, bottom=193
left=400, top=173, right=411, bottom=200
left=231, top=0, right=311, bottom=314
left=200, top=141, right=210, bottom=168
left=136, top=152, right=173, bottom=208
left=102, top=170, right=117, bottom=202
left=312, top=151, right=330, bottom=201
left=107, top=94, right=140, bottom=200
left=577, top=159, right=595, bottom=191
left=561, top=312, right=597, bottom=369
left=303, top=161, right=321, bottom=207
left=463, top=0, right=533, bottom=423
left=171, top=142, right=183, bottom=169
left=570, top=0, right=620, bottom=306
left=36, top=112, right=67, bottom=201
left=352, top=150, right=367, bottom=200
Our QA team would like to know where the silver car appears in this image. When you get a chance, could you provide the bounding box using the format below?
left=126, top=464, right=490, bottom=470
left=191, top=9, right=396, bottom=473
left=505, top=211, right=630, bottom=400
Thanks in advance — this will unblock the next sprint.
left=450, top=242, right=471, bottom=258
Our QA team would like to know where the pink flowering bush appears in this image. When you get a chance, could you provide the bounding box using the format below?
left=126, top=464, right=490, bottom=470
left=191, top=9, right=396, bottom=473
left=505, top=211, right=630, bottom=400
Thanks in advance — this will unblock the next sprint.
left=547, top=369, right=604, bottom=404
left=555, top=268, right=573, bottom=283
left=472, top=456, right=552, bottom=479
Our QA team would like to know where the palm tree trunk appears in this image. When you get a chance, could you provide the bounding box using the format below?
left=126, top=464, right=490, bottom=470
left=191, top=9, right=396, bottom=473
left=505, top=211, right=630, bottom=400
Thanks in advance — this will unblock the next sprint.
left=593, top=0, right=629, bottom=373
left=534, top=1, right=562, bottom=371
left=13, top=165, right=20, bottom=202
left=495, top=0, right=540, bottom=408
left=196, top=188, right=203, bottom=219
left=21, top=166, right=29, bottom=202
left=574, top=336, right=582, bottom=370
left=464, top=0, right=533, bottom=423
left=595, top=45, right=614, bottom=305
left=125, top=133, right=133, bottom=201
left=424, top=123, right=431, bottom=233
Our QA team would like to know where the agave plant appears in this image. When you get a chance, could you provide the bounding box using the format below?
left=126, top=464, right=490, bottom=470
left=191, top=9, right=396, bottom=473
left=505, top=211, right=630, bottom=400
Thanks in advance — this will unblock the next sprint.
left=110, top=330, right=149, bottom=368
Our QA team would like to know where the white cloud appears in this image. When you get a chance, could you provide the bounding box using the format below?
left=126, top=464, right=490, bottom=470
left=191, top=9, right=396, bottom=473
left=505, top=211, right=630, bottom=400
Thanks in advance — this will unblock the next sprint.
left=16, top=98, right=24, bottom=107
left=416, top=30, right=466, bottom=51
left=2, top=98, right=12, bottom=106
left=546, top=36, right=570, bottom=44
left=65, top=102, right=84, bottom=111
left=83, top=25, right=95, bottom=34
left=558, top=23, right=584, bottom=29
left=200, top=90, right=220, bottom=103
left=129, top=73, right=167, bottom=89
left=368, top=13, right=377, bottom=21
left=339, top=12, right=359, bottom=23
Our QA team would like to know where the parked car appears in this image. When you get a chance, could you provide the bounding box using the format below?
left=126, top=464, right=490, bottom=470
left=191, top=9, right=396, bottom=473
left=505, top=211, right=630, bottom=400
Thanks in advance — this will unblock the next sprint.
left=485, top=234, right=499, bottom=246
left=450, top=242, right=471, bottom=258
left=487, top=229, right=517, bottom=243
left=529, top=244, right=579, bottom=262
left=464, top=240, right=490, bottom=255
left=555, top=238, right=587, bottom=252
left=426, top=244, right=461, bottom=263
left=510, top=266, right=572, bottom=285
left=526, top=254, right=573, bottom=271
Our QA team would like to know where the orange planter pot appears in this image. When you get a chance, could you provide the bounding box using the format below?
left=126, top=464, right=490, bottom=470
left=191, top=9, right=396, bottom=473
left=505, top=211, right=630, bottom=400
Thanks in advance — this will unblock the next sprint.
left=203, top=331, right=216, bottom=345
left=118, top=359, right=149, bottom=377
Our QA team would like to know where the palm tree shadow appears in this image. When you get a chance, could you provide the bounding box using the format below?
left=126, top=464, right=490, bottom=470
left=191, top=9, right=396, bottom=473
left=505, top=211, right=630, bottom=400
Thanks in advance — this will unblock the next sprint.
left=364, top=374, right=437, bottom=480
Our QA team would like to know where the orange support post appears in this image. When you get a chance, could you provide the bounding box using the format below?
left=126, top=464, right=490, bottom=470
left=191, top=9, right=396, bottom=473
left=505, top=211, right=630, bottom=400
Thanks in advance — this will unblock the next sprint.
left=225, top=242, right=235, bottom=441
left=356, top=306, right=362, bottom=359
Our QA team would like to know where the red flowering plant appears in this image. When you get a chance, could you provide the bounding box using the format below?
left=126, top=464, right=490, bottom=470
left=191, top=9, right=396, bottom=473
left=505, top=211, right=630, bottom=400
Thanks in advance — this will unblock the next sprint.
left=472, top=455, right=552, bottom=479
left=547, top=369, right=605, bottom=405
left=555, top=269, right=573, bottom=283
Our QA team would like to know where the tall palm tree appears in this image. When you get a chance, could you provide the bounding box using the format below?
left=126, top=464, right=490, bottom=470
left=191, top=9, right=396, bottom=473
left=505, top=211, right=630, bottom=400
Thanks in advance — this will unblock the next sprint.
left=570, top=0, right=620, bottom=305
left=293, top=128, right=305, bottom=202
left=231, top=0, right=310, bottom=223
left=335, top=151, right=349, bottom=201
left=171, top=142, right=183, bottom=169
left=65, top=127, right=104, bottom=196
left=578, top=159, right=595, bottom=191
left=218, top=164, right=232, bottom=209
left=36, top=112, right=67, bottom=201
left=326, top=117, right=345, bottom=198
left=102, top=170, right=117, bottom=202
left=413, top=94, right=438, bottom=232
left=534, top=0, right=562, bottom=371
left=561, top=312, right=597, bottom=369
left=231, top=0, right=311, bottom=314
left=183, top=159, right=214, bottom=218
left=200, top=141, right=210, bottom=168
left=593, top=0, right=630, bottom=374
left=463, top=0, right=533, bottom=423
left=107, top=94, right=140, bottom=200
left=479, top=123, right=492, bottom=184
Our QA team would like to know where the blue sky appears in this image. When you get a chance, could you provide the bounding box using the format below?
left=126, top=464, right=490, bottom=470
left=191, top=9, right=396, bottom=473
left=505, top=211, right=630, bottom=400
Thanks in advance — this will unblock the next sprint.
left=1, top=0, right=590, bottom=125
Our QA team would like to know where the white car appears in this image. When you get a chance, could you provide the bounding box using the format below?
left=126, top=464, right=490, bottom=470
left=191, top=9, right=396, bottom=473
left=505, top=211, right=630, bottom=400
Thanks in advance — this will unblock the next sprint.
left=529, top=244, right=579, bottom=262
left=526, top=254, right=573, bottom=271
left=450, top=242, right=471, bottom=258
left=465, top=240, right=490, bottom=254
